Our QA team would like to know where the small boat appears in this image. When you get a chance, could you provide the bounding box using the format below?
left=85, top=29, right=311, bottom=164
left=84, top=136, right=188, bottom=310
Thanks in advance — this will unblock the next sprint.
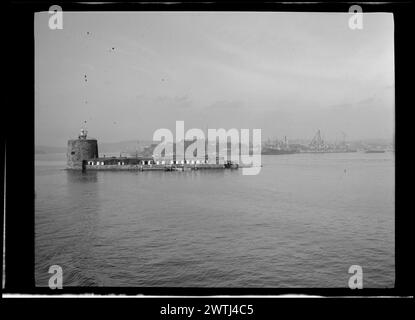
left=224, top=161, right=239, bottom=169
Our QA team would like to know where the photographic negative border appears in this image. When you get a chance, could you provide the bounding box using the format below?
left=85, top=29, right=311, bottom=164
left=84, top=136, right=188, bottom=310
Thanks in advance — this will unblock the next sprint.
left=3, top=1, right=413, bottom=298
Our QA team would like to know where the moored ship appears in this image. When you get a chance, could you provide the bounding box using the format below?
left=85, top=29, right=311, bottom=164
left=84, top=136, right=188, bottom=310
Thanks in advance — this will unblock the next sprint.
left=301, top=130, right=357, bottom=153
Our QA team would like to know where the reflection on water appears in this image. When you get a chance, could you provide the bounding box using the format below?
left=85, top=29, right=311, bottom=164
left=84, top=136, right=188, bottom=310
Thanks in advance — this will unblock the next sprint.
left=35, top=152, right=395, bottom=287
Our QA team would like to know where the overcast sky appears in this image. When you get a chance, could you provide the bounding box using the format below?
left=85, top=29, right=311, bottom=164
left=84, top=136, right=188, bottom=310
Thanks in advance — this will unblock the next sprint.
left=35, top=11, right=394, bottom=146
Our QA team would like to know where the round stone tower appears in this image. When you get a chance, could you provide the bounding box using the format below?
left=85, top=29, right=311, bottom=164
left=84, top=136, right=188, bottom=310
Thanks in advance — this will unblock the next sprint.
left=67, top=128, right=98, bottom=169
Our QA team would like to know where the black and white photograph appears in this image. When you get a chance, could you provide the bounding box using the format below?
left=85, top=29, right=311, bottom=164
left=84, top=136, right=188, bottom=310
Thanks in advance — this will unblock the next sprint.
left=3, top=1, right=414, bottom=309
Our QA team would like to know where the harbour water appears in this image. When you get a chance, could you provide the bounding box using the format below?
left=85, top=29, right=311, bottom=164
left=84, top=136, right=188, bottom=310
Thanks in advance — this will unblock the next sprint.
left=35, top=152, right=395, bottom=288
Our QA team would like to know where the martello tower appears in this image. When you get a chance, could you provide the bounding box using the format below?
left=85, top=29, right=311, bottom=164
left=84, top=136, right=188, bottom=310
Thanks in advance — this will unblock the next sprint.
left=67, top=128, right=98, bottom=169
